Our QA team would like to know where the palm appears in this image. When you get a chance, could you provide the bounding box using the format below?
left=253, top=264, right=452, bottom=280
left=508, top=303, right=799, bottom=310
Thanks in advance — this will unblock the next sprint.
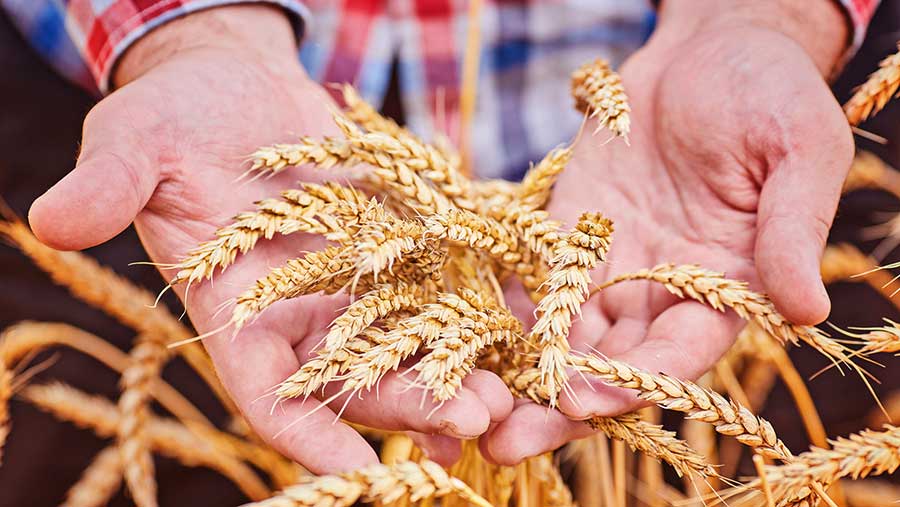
left=75, top=49, right=504, bottom=472
left=485, top=27, right=852, bottom=464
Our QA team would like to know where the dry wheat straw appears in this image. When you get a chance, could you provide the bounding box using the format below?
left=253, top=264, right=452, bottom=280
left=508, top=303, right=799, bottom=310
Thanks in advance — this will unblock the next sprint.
left=533, top=212, right=613, bottom=406
left=844, top=43, right=900, bottom=125
left=22, top=382, right=271, bottom=500
left=61, top=445, right=123, bottom=507
left=244, top=460, right=491, bottom=507
left=118, top=335, right=168, bottom=507
left=569, top=353, right=792, bottom=461
left=571, top=59, right=631, bottom=137
left=601, top=264, right=861, bottom=372
left=0, top=221, right=228, bottom=412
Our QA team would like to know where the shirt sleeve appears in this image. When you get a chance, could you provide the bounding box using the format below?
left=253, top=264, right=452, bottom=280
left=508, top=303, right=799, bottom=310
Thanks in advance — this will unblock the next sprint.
left=3, top=0, right=310, bottom=95
left=839, top=0, right=880, bottom=55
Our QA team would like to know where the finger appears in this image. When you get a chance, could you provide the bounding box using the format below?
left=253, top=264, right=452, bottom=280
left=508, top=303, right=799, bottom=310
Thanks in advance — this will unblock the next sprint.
left=560, top=301, right=740, bottom=419
left=754, top=108, right=853, bottom=325
left=202, top=325, right=378, bottom=474
left=407, top=432, right=462, bottom=466
left=322, top=370, right=494, bottom=439
left=29, top=103, right=159, bottom=250
left=461, top=369, right=515, bottom=422
left=482, top=401, right=593, bottom=466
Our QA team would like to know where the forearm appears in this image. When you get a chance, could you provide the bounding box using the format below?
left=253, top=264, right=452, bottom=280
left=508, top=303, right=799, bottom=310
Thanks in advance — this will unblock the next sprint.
left=114, top=5, right=300, bottom=88
left=656, top=0, right=849, bottom=76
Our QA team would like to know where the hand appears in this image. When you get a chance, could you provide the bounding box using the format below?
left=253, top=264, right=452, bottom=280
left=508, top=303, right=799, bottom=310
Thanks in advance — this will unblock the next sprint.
left=28, top=6, right=511, bottom=472
left=483, top=0, right=854, bottom=463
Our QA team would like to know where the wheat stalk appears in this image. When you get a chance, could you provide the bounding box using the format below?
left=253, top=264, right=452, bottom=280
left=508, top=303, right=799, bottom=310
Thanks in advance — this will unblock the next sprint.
left=0, top=221, right=229, bottom=413
left=117, top=334, right=169, bottom=507
left=844, top=43, right=900, bottom=125
left=244, top=460, right=491, bottom=507
left=22, top=382, right=271, bottom=500
left=61, top=445, right=123, bottom=507
left=571, top=58, right=631, bottom=137
left=569, top=353, right=792, bottom=461
left=599, top=264, right=862, bottom=374
left=533, top=212, right=613, bottom=406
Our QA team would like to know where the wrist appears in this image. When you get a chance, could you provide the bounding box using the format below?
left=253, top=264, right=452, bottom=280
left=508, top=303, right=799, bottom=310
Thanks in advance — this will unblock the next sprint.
left=655, top=0, right=849, bottom=76
left=114, top=4, right=299, bottom=88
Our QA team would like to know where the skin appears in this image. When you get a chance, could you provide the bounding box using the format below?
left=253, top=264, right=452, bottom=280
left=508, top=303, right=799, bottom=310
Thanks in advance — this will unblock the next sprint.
left=28, top=1, right=853, bottom=471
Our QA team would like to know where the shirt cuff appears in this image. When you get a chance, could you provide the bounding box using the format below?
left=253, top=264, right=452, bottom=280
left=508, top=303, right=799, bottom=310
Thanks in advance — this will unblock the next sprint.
left=80, top=0, right=310, bottom=94
left=837, top=0, right=880, bottom=64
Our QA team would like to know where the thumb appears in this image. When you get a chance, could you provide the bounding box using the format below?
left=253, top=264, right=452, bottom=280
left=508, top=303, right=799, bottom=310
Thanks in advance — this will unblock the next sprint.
left=29, top=108, right=159, bottom=250
left=754, top=127, right=853, bottom=325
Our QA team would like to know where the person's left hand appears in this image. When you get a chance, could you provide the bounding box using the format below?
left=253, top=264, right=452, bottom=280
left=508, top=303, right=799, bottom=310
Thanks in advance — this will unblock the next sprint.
left=483, top=0, right=854, bottom=463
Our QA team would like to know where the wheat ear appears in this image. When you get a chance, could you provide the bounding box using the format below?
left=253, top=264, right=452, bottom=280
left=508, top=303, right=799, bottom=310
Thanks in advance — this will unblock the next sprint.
left=320, top=282, right=423, bottom=357
left=22, top=382, right=271, bottom=500
left=251, top=136, right=355, bottom=175
left=571, top=58, right=631, bottom=137
left=0, top=221, right=229, bottom=413
left=747, top=425, right=900, bottom=506
left=117, top=335, right=168, bottom=507
left=341, top=85, right=474, bottom=209
left=61, top=445, right=123, bottom=507
left=411, top=289, right=520, bottom=402
left=245, top=460, right=490, bottom=507
left=231, top=245, right=355, bottom=331
left=517, top=147, right=573, bottom=211
left=850, top=319, right=900, bottom=356
left=570, top=353, right=792, bottom=461
left=533, top=212, right=613, bottom=406
left=844, top=43, right=900, bottom=125
left=599, top=264, right=862, bottom=373
left=170, top=182, right=368, bottom=286
left=503, top=366, right=717, bottom=479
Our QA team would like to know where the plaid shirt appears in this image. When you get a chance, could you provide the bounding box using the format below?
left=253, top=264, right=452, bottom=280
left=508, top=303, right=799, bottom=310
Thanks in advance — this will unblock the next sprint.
left=2, top=0, right=880, bottom=179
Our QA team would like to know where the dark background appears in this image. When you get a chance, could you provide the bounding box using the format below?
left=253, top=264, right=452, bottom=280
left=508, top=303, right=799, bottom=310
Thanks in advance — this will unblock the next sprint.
left=2, top=3, right=900, bottom=505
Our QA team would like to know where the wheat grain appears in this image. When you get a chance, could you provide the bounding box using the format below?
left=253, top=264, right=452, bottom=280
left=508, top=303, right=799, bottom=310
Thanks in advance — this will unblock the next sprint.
left=844, top=43, right=900, bottom=125
left=117, top=335, right=168, bottom=507
left=851, top=319, right=900, bottom=356
left=22, top=382, right=271, bottom=500
left=533, top=212, right=614, bottom=406
left=275, top=332, right=381, bottom=400
left=570, top=353, right=792, bottom=461
left=61, top=446, right=123, bottom=507
left=600, top=264, right=861, bottom=373
left=571, top=58, right=631, bottom=137
left=244, top=460, right=491, bottom=507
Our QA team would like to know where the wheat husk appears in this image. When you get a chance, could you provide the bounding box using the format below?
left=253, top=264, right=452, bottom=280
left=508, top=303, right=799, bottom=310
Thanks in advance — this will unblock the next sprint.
left=844, top=43, right=900, bottom=125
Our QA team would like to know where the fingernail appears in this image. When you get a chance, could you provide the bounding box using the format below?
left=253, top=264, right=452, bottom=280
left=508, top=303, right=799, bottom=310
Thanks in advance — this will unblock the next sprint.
left=438, top=419, right=475, bottom=439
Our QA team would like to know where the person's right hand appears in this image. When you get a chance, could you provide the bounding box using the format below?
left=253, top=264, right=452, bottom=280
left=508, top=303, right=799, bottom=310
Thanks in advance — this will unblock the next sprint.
left=27, top=5, right=512, bottom=473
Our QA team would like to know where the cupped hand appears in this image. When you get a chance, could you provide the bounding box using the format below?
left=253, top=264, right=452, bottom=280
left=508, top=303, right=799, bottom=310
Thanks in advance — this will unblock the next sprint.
left=27, top=6, right=511, bottom=472
left=484, top=20, right=854, bottom=464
